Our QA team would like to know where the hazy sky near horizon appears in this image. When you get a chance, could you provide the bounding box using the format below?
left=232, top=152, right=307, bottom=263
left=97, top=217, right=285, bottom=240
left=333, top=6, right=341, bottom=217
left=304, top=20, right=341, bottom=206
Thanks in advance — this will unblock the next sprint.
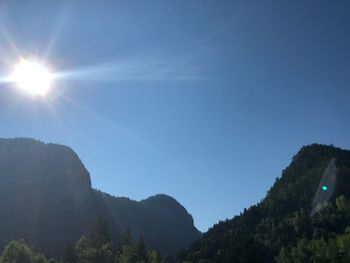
left=0, top=0, right=350, bottom=231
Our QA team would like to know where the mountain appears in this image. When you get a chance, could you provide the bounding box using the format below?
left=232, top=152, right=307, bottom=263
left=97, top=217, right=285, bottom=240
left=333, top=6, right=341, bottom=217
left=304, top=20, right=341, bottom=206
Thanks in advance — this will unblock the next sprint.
left=180, top=144, right=350, bottom=262
left=0, top=138, right=200, bottom=257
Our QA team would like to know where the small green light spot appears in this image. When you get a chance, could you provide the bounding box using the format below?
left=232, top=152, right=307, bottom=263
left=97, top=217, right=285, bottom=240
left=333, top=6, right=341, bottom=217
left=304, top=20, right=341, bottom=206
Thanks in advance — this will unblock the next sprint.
left=322, top=185, right=328, bottom=191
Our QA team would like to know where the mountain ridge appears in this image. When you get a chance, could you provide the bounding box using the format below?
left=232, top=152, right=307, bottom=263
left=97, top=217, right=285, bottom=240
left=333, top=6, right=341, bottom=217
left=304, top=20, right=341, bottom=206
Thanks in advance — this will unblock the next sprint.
left=0, top=137, right=200, bottom=257
left=181, top=143, right=350, bottom=262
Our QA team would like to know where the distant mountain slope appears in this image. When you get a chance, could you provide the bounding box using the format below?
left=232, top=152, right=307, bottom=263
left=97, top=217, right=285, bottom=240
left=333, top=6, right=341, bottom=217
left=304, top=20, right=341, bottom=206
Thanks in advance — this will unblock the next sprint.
left=181, top=144, right=350, bottom=262
left=0, top=138, right=200, bottom=257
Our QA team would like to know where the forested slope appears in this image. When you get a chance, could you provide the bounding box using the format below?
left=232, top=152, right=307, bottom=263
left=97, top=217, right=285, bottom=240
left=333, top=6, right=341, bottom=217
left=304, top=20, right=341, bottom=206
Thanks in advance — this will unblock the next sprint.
left=181, top=144, right=350, bottom=262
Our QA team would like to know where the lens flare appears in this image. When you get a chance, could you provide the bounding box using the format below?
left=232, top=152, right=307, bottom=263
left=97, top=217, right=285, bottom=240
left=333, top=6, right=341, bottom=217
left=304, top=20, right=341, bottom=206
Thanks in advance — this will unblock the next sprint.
left=311, top=159, right=336, bottom=217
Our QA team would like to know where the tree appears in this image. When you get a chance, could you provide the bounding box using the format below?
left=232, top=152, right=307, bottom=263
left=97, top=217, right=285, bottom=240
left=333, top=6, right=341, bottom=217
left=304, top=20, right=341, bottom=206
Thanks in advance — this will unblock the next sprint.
left=337, top=227, right=350, bottom=260
left=276, top=247, right=292, bottom=263
left=90, top=218, right=112, bottom=248
left=137, top=235, right=147, bottom=263
left=0, top=240, right=34, bottom=263
left=117, top=228, right=136, bottom=263
left=74, top=219, right=116, bottom=263
left=0, top=240, right=57, bottom=263
left=147, top=250, right=161, bottom=263
left=64, top=242, right=78, bottom=263
left=75, top=235, right=96, bottom=262
left=0, top=224, right=159, bottom=263
left=123, top=227, right=133, bottom=247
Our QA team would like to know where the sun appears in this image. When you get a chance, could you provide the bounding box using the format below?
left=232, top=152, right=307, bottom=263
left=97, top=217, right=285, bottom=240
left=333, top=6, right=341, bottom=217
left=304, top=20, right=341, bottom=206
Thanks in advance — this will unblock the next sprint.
left=10, top=59, right=53, bottom=96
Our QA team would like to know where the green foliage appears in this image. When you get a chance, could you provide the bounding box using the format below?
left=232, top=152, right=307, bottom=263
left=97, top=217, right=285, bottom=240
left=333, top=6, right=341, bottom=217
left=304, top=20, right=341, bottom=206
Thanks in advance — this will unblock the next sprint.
left=147, top=250, right=161, bottom=263
left=0, top=220, right=173, bottom=263
left=0, top=220, right=170, bottom=263
left=3, top=144, right=350, bottom=263
left=74, top=225, right=117, bottom=263
left=336, top=227, right=350, bottom=260
left=275, top=228, right=350, bottom=263
left=65, top=221, right=167, bottom=263
left=117, top=245, right=136, bottom=263
left=181, top=144, right=350, bottom=262
left=0, top=240, right=58, bottom=263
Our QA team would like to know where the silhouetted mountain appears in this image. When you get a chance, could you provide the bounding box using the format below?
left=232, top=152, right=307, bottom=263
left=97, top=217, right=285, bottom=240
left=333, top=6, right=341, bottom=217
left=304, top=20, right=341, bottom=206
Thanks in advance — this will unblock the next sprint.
left=181, top=144, right=350, bottom=262
left=0, top=138, right=200, bottom=257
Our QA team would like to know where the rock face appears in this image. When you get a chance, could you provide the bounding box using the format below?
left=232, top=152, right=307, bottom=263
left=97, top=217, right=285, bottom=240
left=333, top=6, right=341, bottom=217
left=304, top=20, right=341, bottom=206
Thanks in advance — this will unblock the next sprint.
left=0, top=138, right=200, bottom=257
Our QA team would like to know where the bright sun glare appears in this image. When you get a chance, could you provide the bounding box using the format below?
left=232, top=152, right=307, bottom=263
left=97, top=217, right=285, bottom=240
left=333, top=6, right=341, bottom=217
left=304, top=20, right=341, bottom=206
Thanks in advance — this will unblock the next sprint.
left=10, top=59, right=52, bottom=96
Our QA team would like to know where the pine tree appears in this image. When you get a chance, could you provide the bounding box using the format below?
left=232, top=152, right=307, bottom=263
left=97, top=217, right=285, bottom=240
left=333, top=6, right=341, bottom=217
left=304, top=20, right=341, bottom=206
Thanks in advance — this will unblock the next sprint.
left=137, top=235, right=147, bottom=263
left=90, top=218, right=112, bottom=248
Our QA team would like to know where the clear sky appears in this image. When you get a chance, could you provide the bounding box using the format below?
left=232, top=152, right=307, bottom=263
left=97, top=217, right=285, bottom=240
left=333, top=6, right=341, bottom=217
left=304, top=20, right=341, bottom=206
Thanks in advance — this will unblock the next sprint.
left=0, top=0, right=350, bottom=231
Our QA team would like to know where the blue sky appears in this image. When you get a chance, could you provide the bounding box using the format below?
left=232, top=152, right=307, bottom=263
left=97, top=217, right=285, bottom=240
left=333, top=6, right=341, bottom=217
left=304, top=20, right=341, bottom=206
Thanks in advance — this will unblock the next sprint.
left=0, top=0, right=350, bottom=231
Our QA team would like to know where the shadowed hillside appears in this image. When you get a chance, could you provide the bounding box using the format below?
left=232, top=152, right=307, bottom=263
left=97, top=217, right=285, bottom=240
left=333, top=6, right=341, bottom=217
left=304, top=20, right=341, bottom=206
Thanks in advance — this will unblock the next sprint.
left=0, top=138, right=200, bottom=257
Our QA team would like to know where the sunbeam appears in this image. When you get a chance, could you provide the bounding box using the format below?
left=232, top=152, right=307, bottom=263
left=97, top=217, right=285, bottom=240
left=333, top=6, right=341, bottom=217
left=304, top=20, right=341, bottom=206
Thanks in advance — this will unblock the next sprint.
left=54, top=57, right=199, bottom=83
left=0, top=25, right=22, bottom=59
left=43, top=1, right=72, bottom=60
